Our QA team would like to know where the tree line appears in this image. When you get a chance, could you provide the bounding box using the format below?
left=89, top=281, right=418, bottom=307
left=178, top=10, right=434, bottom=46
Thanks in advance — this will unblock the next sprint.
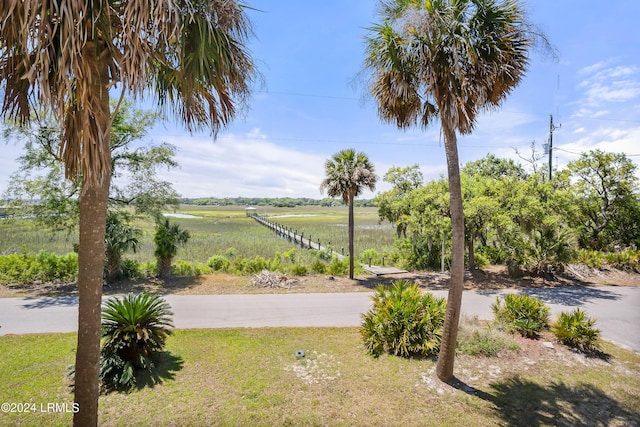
left=376, top=153, right=640, bottom=277
left=180, top=196, right=376, bottom=207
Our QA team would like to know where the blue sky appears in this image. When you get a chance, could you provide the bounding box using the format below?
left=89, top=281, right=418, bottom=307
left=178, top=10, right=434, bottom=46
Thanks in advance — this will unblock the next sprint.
left=2, top=0, right=640, bottom=199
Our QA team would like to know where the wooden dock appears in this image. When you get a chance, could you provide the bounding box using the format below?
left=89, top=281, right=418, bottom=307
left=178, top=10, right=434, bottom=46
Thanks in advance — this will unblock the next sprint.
left=250, top=215, right=407, bottom=276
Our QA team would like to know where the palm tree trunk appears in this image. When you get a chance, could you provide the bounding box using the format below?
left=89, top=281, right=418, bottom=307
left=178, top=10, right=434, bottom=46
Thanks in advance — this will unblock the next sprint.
left=436, top=123, right=465, bottom=383
left=348, top=195, right=355, bottom=280
left=73, top=43, right=112, bottom=427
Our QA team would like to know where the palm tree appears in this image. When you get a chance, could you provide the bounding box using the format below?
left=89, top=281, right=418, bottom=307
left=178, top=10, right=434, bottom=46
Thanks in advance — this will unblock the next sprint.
left=154, top=218, right=191, bottom=278
left=321, top=149, right=377, bottom=279
left=364, top=0, right=535, bottom=382
left=0, top=2, right=254, bottom=425
left=104, top=211, right=142, bottom=282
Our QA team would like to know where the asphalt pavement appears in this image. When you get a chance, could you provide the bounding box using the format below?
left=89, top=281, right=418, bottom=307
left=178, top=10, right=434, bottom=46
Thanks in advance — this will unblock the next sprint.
left=0, top=285, right=638, bottom=352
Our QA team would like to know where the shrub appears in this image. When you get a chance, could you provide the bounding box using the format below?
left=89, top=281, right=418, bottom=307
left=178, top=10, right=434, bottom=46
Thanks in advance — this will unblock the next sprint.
left=100, top=293, right=174, bottom=392
left=290, top=264, right=308, bottom=276
left=361, top=280, right=446, bottom=358
left=310, top=259, right=327, bottom=274
left=577, top=249, right=605, bottom=269
left=551, top=308, right=601, bottom=354
left=360, top=248, right=381, bottom=266
left=173, top=260, right=195, bottom=276
left=0, top=250, right=78, bottom=284
left=207, top=255, right=230, bottom=272
left=120, top=259, right=142, bottom=279
left=327, top=257, right=349, bottom=276
left=476, top=246, right=508, bottom=265
left=604, top=250, right=640, bottom=271
left=492, top=293, right=550, bottom=338
left=244, top=256, right=269, bottom=274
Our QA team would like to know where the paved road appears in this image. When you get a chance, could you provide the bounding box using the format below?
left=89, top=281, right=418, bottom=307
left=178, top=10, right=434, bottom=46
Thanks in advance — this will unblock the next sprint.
left=1, top=286, right=638, bottom=351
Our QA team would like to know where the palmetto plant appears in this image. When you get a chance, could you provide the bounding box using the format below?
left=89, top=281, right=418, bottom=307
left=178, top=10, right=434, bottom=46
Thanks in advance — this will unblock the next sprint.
left=101, top=293, right=174, bottom=392
left=492, top=293, right=550, bottom=338
left=552, top=308, right=601, bottom=354
left=361, top=280, right=446, bottom=358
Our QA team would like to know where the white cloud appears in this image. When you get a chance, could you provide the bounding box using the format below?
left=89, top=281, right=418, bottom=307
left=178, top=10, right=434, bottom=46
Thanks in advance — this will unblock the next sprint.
left=575, top=64, right=640, bottom=111
left=160, top=129, right=329, bottom=198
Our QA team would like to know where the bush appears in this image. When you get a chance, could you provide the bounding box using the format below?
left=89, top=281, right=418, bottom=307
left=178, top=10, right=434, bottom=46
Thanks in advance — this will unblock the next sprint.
left=360, top=248, right=381, bottom=266
left=577, top=249, right=605, bottom=269
left=476, top=246, right=508, bottom=265
left=206, top=255, right=230, bottom=272
left=289, top=264, right=308, bottom=276
left=361, top=280, right=446, bottom=358
left=310, top=259, right=327, bottom=274
left=0, top=250, right=78, bottom=284
left=604, top=250, right=640, bottom=271
left=100, top=293, right=174, bottom=392
left=492, top=293, right=550, bottom=338
left=327, top=257, right=350, bottom=276
left=120, top=259, right=142, bottom=279
left=551, top=308, right=601, bottom=354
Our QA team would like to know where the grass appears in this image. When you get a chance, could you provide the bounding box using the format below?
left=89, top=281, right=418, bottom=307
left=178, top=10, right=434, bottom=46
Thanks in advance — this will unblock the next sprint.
left=1, top=328, right=639, bottom=426
left=0, top=206, right=396, bottom=267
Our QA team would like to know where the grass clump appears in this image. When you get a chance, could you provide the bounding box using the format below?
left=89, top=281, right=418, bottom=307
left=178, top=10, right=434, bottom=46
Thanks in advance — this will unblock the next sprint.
left=552, top=308, right=601, bottom=354
left=492, top=293, right=550, bottom=338
left=457, top=316, right=520, bottom=356
left=361, top=280, right=446, bottom=358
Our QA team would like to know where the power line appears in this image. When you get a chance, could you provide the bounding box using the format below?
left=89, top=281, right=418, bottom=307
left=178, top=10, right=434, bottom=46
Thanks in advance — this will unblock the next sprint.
left=256, top=89, right=640, bottom=124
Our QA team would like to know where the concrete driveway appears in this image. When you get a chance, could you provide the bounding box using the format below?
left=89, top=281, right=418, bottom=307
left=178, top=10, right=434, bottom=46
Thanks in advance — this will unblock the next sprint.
left=1, top=286, right=638, bottom=352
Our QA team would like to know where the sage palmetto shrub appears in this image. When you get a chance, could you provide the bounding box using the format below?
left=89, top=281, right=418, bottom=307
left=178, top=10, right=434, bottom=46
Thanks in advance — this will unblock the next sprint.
left=361, top=280, right=446, bottom=358
left=100, top=293, right=174, bottom=392
left=492, top=293, right=550, bottom=338
left=552, top=308, right=601, bottom=354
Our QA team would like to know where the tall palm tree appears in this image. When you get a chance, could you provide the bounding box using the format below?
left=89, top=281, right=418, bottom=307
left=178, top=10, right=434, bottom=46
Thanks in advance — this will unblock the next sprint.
left=364, top=0, right=534, bottom=382
left=0, top=1, right=254, bottom=425
left=321, top=149, right=377, bottom=279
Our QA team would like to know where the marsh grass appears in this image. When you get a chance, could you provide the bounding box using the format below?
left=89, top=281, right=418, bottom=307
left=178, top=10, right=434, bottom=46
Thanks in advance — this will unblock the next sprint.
left=0, top=206, right=396, bottom=271
left=1, top=329, right=639, bottom=426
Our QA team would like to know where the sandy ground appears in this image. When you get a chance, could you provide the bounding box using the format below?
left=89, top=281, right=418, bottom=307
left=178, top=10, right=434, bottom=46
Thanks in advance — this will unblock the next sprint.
left=1, top=264, right=639, bottom=298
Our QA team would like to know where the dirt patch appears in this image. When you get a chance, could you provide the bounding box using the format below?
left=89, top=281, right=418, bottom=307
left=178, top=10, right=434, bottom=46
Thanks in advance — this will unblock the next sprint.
left=1, top=264, right=639, bottom=298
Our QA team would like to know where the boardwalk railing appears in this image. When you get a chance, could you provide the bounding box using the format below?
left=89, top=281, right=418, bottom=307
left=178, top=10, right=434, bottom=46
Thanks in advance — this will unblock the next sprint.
left=249, top=214, right=407, bottom=276
left=250, top=214, right=344, bottom=259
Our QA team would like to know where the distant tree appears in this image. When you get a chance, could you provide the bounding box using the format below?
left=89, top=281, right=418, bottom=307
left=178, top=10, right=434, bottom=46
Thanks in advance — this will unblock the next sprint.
left=3, top=102, right=179, bottom=231
left=154, top=218, right=191, bottom=278
left=375, top=165, right=424, bottom=238
left=462, top=154, right=527, bottom=180
left=321, top=149, right=377, bottom=279
left=364, top=0, right=538, bottom=382
left=568, top=150, right=640, bottom=249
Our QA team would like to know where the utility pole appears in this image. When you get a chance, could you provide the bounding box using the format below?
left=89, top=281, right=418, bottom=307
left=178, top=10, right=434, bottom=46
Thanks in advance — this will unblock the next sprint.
left=548, top=114, right=561, bottom=181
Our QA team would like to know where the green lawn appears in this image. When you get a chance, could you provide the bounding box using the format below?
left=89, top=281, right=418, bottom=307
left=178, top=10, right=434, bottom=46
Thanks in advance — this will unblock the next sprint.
left=1, top=328, right=639, bottom=426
